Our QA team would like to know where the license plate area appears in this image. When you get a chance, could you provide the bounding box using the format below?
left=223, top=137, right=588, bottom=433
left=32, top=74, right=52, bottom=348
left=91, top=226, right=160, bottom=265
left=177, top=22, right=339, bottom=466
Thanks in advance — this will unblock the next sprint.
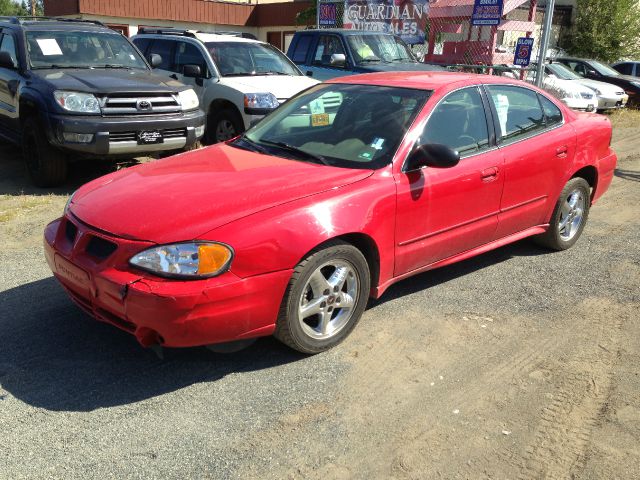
left=137, top=130, right=164, bottom=145
left=54, top=254, right=91, bottom=297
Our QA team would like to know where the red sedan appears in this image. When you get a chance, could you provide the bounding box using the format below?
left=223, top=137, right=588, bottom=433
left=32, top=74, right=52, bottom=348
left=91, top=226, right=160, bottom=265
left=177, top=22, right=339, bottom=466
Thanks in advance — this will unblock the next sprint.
left=44, top=72, right=617, bottom=354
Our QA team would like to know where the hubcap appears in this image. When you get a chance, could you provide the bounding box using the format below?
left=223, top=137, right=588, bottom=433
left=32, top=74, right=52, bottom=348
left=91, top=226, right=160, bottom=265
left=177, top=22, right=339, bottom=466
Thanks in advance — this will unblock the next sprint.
left=215, top=119, right=236, bottom=142
left=297, top=260, right=359, bottom=340
left=558, top=189, right=586, bottom=241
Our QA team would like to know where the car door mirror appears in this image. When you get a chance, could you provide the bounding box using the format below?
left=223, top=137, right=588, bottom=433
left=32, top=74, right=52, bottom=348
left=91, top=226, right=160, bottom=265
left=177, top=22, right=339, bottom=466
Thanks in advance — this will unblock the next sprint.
left=587, top=68, right=599, bottom=77
left=306, top=70, right=313, bottom=77
left=0, top=51, right=16, bottom=69
left=405, top=143, right=460, bottom=172
left=148, top=54, right=162, bottom=68
left=183, top=64, right=202, bottom=78
left=330, top=53, right=346, bottom=67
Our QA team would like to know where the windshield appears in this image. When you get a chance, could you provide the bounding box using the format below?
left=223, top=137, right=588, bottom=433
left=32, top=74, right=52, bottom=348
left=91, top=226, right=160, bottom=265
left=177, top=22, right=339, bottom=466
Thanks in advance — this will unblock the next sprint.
left=589, top=60, right=621, bottom=76
left=347, top=34, right=416, bottom=65
left=547, top=63, right=582, bottom=80
left=206, top=41, right=300, bottom=77
left=235, top=84, right=430, bottom=169
left=26, top=30, right=148, bottom=69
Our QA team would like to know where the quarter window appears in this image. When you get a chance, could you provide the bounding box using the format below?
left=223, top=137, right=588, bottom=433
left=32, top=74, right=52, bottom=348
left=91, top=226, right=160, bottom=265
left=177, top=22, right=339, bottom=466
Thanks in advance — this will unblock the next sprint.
left=486, top=85, right=545, bottom=143
left=538, top=94, right=563, bottom=127
left=312, top=35, right=346, bottom=68
left=421, top=87, right=490, bottom=157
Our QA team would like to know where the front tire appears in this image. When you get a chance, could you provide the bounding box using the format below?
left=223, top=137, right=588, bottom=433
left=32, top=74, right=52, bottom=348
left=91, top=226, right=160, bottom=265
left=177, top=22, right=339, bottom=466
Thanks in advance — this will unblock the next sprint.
left=275, top=241, right=371, bottom=354
left=534, top=177, right=591, bottom=251
left=22, top=117, right=68, bottom=187
left=206, top=108, right=244, bottom=144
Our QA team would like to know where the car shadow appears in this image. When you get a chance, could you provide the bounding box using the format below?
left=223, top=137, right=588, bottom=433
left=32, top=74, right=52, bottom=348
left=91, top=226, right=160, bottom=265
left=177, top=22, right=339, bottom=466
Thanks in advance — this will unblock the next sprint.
left=614, top=168, right=640, bottom=182
left=0, top=277, right=304, bottom=412
left=371, top=239, right=552, bottom=306
left=0, top=143, right=145, bottom=196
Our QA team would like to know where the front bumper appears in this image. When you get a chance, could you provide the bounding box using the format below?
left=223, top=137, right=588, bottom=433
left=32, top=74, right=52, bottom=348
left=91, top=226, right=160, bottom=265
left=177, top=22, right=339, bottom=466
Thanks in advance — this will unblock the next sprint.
left=596, top=94, right=629, bottom=110
left=562, top=97, right=596, bottom=112
left=44, top=215, right=291, bottom=348
left=48, top=109, right=205, bottom=156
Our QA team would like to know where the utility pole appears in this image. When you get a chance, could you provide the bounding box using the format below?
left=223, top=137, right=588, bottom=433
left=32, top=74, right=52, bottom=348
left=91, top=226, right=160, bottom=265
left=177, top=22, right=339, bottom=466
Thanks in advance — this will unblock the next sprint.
left=31, top=1, right=36, bottom=16
left=534, top=0, right=556, bottom=87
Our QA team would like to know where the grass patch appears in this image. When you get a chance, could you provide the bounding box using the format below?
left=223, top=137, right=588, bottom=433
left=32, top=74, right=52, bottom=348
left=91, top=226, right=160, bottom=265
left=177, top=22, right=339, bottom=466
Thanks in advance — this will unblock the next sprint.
left=0, top=195, right=60, bottom=223
left=606, top=108, right=640, bottom=129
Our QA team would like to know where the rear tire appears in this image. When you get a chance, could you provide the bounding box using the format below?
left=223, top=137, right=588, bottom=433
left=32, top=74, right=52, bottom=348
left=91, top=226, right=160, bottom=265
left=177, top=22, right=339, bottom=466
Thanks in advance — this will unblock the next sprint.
left=22, top=117, right=68, bottom=187
left=275, top=241, right=371, bottom=354
left=206, top=108, right=244, bottom=144
left=534, top=177, right=591, bottom=251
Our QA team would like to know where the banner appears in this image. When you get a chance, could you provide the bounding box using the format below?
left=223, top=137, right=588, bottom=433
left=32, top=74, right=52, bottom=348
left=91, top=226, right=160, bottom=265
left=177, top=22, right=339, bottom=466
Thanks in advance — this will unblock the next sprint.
left=471, top=0, right=504, bottom=26
left=343, top=0, right=431, bottom=45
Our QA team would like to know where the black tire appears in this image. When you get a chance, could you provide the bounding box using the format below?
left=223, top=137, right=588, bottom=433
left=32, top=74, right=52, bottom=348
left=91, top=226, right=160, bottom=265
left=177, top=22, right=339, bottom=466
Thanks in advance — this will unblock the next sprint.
left=275, top=240, right=371, bottom=354
left=534, top=177, right=591, bottom=251
left=205, top=108, right=244, bottom=144
left=22, top=117, right=68, bottom=187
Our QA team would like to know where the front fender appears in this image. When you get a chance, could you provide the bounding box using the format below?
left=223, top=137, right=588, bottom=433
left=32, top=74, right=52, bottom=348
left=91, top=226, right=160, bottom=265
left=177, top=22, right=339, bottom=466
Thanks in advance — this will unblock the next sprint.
left=199, top=169, right=397, bottom=291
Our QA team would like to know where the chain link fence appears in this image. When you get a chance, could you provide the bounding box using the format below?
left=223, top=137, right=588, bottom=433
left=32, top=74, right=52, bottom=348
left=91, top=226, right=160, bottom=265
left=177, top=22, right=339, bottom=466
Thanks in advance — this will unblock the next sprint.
left=315, top=0, right=572, bottom=83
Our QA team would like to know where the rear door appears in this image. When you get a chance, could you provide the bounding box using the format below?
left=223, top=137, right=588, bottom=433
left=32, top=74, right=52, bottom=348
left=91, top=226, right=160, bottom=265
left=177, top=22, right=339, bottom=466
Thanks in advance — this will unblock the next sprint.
left=394, top=86, right=505, bottom=275
left=484, top=85, right=575, bottom=238
left=0, top=31, right=20, bottom=138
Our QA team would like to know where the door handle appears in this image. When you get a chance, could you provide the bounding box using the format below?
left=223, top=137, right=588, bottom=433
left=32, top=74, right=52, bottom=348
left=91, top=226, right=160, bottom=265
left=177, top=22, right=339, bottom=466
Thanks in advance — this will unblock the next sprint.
left=481, top=167, right=499, bottom=182
left=556, top=145, right=568, bottom=157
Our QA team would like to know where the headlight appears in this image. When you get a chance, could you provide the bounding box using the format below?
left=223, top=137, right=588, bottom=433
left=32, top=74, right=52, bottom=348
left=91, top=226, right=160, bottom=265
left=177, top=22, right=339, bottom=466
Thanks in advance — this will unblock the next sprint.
left=54, top=91, right=100, bottom=113
left=129, top=242, right=233, bottom=278
left=177, top=89, right=199, bottom=111
left=244, top=92, right=279, bottom=114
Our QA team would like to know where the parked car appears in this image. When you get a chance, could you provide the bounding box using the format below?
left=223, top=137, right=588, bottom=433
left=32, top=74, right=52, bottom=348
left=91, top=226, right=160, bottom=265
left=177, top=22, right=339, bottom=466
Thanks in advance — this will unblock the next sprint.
left=286, top=29, right=444, bottom=82
left=45, top=73, right=616, bottom=354
left=0, top=17, right=205, bottom=187
left=556, top=57, right=640, bottom=107
left=132, top=29, right=318, bottom=143
left=528, top=62, right=627, bottom=111
left=611, top=61, right=640, bottom=77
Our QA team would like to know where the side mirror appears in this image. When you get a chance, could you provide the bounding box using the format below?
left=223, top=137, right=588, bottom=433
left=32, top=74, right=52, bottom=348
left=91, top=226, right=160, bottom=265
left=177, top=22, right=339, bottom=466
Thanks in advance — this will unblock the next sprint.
left=148, top=54, right=162, bottom=68
left=183, top=64, right=202, bottom=78
left=587, top=69, right=600, bottom=77
left=306, top=70, right=313, bottom=77
left=330, top=53, right=346, bottom=67
left=0, top=51, right=16, bottom=69
left=405, top=143, right=460, bottom=171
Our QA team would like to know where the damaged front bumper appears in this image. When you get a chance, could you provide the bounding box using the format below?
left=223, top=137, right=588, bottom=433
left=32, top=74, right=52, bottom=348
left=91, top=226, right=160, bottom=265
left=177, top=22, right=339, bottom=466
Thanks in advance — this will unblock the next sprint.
left=44, top=216, right=292, bottom=348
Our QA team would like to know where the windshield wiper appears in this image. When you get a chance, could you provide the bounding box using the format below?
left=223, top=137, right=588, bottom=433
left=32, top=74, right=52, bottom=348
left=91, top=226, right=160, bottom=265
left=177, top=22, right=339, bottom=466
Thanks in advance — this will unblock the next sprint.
left=231, top=135, right=269, bottom=154
left=256, top=71, right=289, bottom=76
left=358, top=58, right=381, bottom=64
left=222, top=72, right=256, bottom=77
left=260, top=139, right=330, bottom=165
left=103, top=64, right=132, bottom=69
left=32, top=65, right=93, bottom=69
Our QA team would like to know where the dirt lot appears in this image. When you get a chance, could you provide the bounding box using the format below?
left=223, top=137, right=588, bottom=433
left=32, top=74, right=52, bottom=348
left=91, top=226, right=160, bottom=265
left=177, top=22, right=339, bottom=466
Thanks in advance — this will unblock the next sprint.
left=1, top=113, right=639, bottom=479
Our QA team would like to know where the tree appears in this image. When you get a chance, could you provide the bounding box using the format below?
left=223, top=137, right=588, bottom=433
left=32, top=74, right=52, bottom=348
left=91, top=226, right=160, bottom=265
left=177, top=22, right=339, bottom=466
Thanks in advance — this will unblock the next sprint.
left=565, top=0, right=640, bottom=62
left=0, top=0, right=28, bottom=16
left=20, top=0, right=43, bottom=16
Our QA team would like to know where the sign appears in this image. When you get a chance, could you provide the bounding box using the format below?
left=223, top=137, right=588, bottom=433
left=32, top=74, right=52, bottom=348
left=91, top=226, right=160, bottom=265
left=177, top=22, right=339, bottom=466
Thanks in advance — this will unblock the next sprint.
left=471, top=0, right=504, bottom=26
left=319, top=3, right=338, bottom=27
left=343, top=0, right=431, bottom=45
left=513, top=37, right=534, bottom=66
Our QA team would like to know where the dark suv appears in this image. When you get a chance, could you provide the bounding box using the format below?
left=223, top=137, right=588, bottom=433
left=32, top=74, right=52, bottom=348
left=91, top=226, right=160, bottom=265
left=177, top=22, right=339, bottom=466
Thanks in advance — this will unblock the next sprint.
left=0, top=17, right=205, bottom=186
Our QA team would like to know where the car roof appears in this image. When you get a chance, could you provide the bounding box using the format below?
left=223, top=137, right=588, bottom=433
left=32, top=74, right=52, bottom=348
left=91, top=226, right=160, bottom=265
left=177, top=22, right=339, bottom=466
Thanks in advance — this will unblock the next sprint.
left=300, top=29, right=397, bottom=36
left=193, top=32, right=261, bottom=44
left=327, top=71, right=537, bottom=92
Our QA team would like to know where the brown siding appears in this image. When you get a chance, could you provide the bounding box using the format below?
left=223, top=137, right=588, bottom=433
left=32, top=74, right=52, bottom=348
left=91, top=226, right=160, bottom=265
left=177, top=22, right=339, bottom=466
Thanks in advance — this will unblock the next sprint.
left=44, top=0, right=312, bottom=27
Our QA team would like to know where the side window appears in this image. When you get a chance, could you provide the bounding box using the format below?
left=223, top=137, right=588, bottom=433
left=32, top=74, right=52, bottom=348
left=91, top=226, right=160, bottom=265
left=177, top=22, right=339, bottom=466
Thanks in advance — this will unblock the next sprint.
left=573, top=62, right=587, bottom=77
left=0, top=33, right=18, bottom=67
left=132, top=37, right=151, bottom=56
left=290, top=35, right=312, bottom=63
left=174, top=42, right=207, bottom=76
left=147, top=39, right=175, bottom=71
left=538, top=94, right=563, bottom=127
left=486, top=85, right=545, bottom=143
left=312, top=35, right=346, bottom=68
left=615, top=63, right=632, bottom=75
left=421, top=87, right=490, bottom=157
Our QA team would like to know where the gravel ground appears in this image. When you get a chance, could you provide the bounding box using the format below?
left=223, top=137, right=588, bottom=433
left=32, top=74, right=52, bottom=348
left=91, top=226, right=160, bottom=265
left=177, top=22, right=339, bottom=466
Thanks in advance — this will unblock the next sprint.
left=0, top=122, right=638, bottom=479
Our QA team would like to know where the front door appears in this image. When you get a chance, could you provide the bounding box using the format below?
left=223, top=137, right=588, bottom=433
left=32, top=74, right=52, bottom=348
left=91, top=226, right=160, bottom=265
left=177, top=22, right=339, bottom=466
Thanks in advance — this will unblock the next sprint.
left=0, top=32, right=20, bottom=138
left=394, top=86, right=505, bottom=275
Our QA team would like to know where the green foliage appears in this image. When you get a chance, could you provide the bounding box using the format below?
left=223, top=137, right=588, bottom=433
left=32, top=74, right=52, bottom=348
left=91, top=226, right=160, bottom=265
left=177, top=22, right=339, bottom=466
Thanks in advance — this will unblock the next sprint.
left=565, top=0, right=640, bottom=62
left=0, top=0, right=28, bottom=16
left=296, top=3, right=317, bottom=26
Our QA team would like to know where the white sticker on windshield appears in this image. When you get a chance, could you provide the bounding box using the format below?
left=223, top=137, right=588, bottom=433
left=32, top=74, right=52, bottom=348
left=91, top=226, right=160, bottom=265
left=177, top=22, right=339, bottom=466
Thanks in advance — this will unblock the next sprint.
left=36, top=38, right=63, bottom=56
left=493, top=94, right=509, bottom=136
left=370, top=137, right=385, bottom=150
left=309, top=99, right=325, bottom=114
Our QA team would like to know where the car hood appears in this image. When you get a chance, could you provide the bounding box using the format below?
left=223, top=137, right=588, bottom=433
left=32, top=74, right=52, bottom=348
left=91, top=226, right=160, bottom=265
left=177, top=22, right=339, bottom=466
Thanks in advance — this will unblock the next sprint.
left=36, top=68, right=187, bottom=93
left=70, top=144, right=373, bottom=244
left=219, top=75, right=319, bottom=99
left=358, top=62, right=445, bottom=73
left=575, top=78, right=626, bottom=93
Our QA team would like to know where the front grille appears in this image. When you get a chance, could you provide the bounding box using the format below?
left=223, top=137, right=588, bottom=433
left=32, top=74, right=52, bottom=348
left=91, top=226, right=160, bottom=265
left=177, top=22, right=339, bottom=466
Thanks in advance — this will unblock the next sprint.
left=102, top=93, right=181, bottom=115
left=65, top=220, right=78, bottom=243
left=96, top=308, right=136, bottom=332
left=109, top=127, right=187, bottom=143
left=86, top=236, right=118, bottom=260
left=616, top=91, right=625, bottom=96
